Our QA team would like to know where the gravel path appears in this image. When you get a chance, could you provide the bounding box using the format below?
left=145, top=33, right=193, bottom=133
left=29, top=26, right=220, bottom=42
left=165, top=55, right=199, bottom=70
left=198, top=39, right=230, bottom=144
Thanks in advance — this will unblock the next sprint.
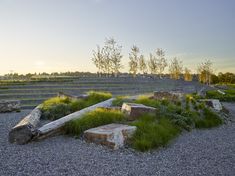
left=1, top=105, right=235, bottom=176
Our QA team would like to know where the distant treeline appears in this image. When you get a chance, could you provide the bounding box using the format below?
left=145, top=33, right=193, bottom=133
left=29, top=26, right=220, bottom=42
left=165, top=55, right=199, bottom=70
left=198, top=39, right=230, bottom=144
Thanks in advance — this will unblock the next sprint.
left=1, top=71, right=234, bottom=85
left=211, top=72, right=235, bottom=84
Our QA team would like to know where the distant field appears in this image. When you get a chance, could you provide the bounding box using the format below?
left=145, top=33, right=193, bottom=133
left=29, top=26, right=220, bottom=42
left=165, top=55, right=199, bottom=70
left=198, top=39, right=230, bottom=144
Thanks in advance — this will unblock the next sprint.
left=0, top=77, right=203, bottom=109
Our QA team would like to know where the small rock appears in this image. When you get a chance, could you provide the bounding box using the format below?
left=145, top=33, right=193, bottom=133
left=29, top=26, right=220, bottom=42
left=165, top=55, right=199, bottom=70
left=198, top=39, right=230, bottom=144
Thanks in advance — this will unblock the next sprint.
left=200, top=99, right=223, bottom=111
left=121, top=103, right=156, bottom=120
left=84, top=123, right=136, bottom=150
left=153, top=91, right=183, bottom=101
left=0, top=100, right=21, bottom=113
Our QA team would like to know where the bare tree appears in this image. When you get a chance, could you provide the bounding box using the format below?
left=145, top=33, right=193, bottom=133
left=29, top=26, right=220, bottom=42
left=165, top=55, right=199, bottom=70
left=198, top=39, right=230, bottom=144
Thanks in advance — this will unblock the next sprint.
left=104, top=38, right=123, bottom=77
left=92, top=45, right=105, bottom=77
left=148, top=53, right=158, bottom=76
left=148, top=49, right=167, bottom=78
left=156, top=48, right=167, bottom=78
left=197, top=60, right=213, bottom=85
left=169, top=57, right=183, bottom=79
left=92, top=38, right=123, bottom=77
left=138, top=55, right=147, bottom=75
left=184, top=67, right=193, bottom=81
left=129, top=45, right=139, bottom=77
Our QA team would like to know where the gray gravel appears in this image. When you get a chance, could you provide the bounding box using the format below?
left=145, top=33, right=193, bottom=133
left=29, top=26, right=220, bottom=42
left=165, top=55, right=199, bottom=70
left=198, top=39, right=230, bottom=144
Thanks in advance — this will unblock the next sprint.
left=1, top=104, right=235, bottom=176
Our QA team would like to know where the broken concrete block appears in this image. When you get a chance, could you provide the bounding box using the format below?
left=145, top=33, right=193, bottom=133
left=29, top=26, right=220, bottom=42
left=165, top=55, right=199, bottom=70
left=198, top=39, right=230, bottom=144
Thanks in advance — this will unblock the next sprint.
left=0, top=100, right=20, bottom=113
left=121, top=103, right=156, bottom=120
left=200, top=99, right=223, bottom=111
left=84, top=124, right=136, bottom=150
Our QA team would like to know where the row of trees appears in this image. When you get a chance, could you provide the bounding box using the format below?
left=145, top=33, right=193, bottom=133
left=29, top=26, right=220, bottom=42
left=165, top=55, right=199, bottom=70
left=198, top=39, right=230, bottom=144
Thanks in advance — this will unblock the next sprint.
left=211, top=72, right=235, bottom=84
left=92, top=38, right=208, bottom=82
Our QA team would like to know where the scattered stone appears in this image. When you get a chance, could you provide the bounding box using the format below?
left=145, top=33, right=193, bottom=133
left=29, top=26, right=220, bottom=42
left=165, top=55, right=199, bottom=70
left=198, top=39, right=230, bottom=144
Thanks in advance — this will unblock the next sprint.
left=200, top=99, right=223, bottom=111
left=84, top=123, right=136, bottom=150
left=121, top=103, right=156, bottom=120
left=0, top=100, right=20, bottom=113
left=153, top=91, right=183, bottom=101
left=57, top=92, right=89, bottom=100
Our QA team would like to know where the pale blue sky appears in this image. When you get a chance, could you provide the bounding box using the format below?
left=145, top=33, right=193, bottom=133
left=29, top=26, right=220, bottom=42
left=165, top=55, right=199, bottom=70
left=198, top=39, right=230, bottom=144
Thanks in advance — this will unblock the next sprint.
left=0, top=0, right=234, bottom=74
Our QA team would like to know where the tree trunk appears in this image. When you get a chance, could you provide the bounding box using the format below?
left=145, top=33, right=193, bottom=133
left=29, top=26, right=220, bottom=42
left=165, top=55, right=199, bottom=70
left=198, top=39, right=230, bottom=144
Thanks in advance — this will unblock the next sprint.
left=8, top=105, right=42, bottom=144
left=36, top=98, right=115, bottom=139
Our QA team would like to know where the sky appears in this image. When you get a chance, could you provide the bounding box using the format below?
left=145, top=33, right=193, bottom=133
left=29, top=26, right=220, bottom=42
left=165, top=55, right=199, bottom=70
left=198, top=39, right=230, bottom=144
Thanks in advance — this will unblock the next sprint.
left=0, top=0, right=234, bottom=75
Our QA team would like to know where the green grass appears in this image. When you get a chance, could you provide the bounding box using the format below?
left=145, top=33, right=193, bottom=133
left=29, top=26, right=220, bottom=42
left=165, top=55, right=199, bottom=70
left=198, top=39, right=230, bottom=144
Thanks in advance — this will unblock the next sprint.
left=195, top=108, right=223, bottom=128
left=130, top=114, right=181, bottom=152
left=40, top=91, right=112, bottom=120
left=227, top=84, right=235, bottom=89
left=112, top=96, right=133, bottom=106
left=134, top=96, right=161, bottom=108
left=206, top=90, right=235, bottom=102
left=64, top=108, right=125, bottom=136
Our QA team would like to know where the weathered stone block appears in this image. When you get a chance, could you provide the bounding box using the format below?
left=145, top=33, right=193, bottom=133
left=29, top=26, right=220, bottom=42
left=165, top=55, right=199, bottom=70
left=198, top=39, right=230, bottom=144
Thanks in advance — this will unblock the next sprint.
left=121, top=103, right=156, bottom=120
left=57, top=92, right=89, bottom=100
left=84, top=124, right=136, bottom=150
left=153, top=91, right=183, bottom=101
left=0, top=100, right=20, bottom=113
left=200, top=99, right=222, bottom=111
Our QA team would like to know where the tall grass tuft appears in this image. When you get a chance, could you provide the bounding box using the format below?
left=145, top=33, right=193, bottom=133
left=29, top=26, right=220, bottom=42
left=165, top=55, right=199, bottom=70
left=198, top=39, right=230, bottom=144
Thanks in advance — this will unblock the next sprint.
left=64, top=108, right=125, bottom=136
left=195, top=108, right=223, bottom=128
left=131, top=114, right=181, bottom=152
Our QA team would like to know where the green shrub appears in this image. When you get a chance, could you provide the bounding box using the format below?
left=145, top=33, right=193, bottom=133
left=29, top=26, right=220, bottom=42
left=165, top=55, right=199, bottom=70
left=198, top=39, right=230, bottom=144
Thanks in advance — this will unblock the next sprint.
left=206, top=90, right=235, bottom=102
left=112, top=96, right=133, bottom=106
left=227, top=84, right=235, bottom=89
left=64, top=108, right=125, bottom=136
left=166, top=104, right=182, bottom=114
left=41, top=91, right=112, bottom=120
left=195, top=108, right=223, bottom=128
left=134, top=96, right=161, bottom=108
left=131, top=115, right=181, bottom=152
left=40, top=97, right=73, bottom=120
left=198, top=102, right=206, bottom=110
left=87, top=91, right=112, bottom=103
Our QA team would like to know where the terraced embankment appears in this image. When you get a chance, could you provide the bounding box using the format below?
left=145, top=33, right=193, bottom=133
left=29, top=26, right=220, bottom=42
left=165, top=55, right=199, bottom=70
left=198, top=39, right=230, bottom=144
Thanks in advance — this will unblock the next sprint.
left=0, top=77, right=203, bottom=109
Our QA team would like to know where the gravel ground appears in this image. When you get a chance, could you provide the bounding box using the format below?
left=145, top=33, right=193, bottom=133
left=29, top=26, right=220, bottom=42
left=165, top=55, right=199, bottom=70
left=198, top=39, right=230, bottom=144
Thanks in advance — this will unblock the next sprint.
left=1, top=104, right=235, bottom=176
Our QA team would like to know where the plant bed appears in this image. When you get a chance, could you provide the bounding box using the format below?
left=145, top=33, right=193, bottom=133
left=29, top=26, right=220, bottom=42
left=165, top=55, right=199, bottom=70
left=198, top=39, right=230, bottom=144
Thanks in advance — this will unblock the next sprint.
left=40, top=91, right=112, bottom=120
left=206, top=90, right=235, bottom=102
left=64, top=92, right=224, bottom=152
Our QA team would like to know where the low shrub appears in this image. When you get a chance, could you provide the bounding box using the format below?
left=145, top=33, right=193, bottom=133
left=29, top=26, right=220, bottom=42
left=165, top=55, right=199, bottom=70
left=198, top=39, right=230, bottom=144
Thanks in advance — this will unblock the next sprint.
left=40, top=97, right=74, bottom=120
left=206, top=90, right=235, bottom=102
left=112, top=96, right=133, bottom=106
left=131, top=114, right=181, bottom=152
left=195, top=108, right=223, bottom=128
left=134, top=96, right=161, bottom=108
left=64, top=108, right=125, bottom=136
left=41, top=91, right=112, bottom=120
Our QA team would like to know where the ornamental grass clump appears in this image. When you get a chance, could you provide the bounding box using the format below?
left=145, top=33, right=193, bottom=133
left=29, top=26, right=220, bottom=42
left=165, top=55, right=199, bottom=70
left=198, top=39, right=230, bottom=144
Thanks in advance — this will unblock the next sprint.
left=195, top=107, right=223, bottom=128
left=40, top=91, right=112, bottom=120
left=64, top=108, right=125, bottom=136
left=130, top=114, right=181, bottom=152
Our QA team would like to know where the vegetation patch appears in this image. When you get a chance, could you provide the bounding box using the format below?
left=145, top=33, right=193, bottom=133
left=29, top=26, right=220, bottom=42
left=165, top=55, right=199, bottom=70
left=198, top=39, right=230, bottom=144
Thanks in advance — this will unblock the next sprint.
left=63, top=93, right=223, bottom=152
left=206, top=90, right=235, bottom=102
left=64, top=108, right=125, bottom=136
left=40, top=91, right=112, bottom=120
left=195, top=108, right=223, bottom=128
left=130, top=114, right=181, bottom=152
